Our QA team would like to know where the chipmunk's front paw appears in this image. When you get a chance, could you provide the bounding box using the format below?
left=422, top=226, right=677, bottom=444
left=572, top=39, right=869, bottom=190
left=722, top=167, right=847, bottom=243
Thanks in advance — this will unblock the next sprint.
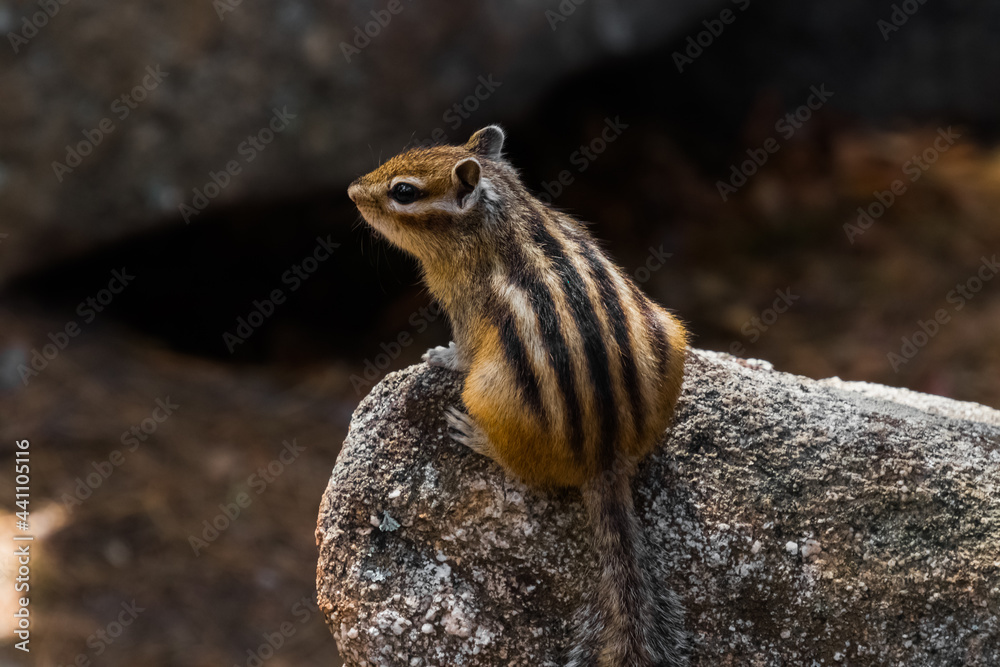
left=444, top=407, right=495, bottom=459
left=422, top=341, right=463, bottom=371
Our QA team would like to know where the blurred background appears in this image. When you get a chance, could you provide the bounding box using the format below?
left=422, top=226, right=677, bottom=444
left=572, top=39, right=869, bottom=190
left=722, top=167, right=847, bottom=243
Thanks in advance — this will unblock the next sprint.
left=1, top=0, right=999, bottom=664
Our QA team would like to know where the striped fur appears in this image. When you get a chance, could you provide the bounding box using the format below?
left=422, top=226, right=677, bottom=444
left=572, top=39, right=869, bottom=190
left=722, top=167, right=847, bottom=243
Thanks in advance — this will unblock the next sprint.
left=349, top=126, right=688, bottom=666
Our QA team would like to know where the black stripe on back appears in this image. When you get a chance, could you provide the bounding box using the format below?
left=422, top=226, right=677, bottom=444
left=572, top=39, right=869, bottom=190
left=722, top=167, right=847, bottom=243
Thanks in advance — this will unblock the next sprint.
left=577, top=242, right=644, bottom=439
left=489, top=293, right=546, bottom=422
left=506, top=243, right=582, bottom=457
left=530, top=217, right=618, bottom=470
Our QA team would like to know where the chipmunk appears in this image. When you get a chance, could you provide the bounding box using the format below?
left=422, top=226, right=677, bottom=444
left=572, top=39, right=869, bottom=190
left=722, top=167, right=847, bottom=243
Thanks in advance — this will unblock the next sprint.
left=348, top=125, right=689, bottom=667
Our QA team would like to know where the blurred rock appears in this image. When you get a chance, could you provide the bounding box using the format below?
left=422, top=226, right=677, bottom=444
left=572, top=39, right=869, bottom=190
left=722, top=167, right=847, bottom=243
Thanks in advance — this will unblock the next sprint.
left=4, top=0, right=999, bottom=288
left=0, top=0, right=719, bottom=284
left=317, top=349, right=1000, bottom=665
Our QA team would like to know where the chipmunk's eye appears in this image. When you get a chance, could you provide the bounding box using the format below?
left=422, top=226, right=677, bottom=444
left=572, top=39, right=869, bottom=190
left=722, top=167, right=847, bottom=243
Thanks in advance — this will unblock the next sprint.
left=389, top=182, right=420, bottom=204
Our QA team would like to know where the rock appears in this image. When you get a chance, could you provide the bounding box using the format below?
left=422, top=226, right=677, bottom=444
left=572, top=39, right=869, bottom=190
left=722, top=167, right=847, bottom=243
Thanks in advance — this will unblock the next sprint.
left=317, top=348, right=1000, bottom=665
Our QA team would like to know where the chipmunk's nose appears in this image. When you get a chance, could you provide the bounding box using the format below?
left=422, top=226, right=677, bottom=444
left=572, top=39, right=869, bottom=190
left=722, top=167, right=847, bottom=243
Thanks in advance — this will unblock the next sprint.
left=347, top=182, right=361, bottom=203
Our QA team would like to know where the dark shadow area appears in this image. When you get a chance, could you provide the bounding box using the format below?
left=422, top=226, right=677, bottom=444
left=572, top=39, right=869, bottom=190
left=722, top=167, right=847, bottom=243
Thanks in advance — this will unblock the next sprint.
left=4, top=192, right=422, bottom=364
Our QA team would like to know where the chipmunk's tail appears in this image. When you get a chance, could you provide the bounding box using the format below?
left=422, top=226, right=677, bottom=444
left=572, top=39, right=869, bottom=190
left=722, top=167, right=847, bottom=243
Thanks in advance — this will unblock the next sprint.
left=567, top=464, right=688, bottom=667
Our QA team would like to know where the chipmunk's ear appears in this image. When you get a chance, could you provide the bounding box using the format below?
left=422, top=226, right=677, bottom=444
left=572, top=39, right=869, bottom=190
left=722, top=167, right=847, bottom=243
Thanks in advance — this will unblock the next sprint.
left=465, top=125, right=505, bottom=161
left=452, top=157, right=482, bottom=208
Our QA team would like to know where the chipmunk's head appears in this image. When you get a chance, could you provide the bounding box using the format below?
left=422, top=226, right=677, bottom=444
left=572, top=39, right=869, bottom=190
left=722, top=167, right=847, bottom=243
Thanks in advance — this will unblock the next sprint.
left=348, top=125, right=509, bottom=262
